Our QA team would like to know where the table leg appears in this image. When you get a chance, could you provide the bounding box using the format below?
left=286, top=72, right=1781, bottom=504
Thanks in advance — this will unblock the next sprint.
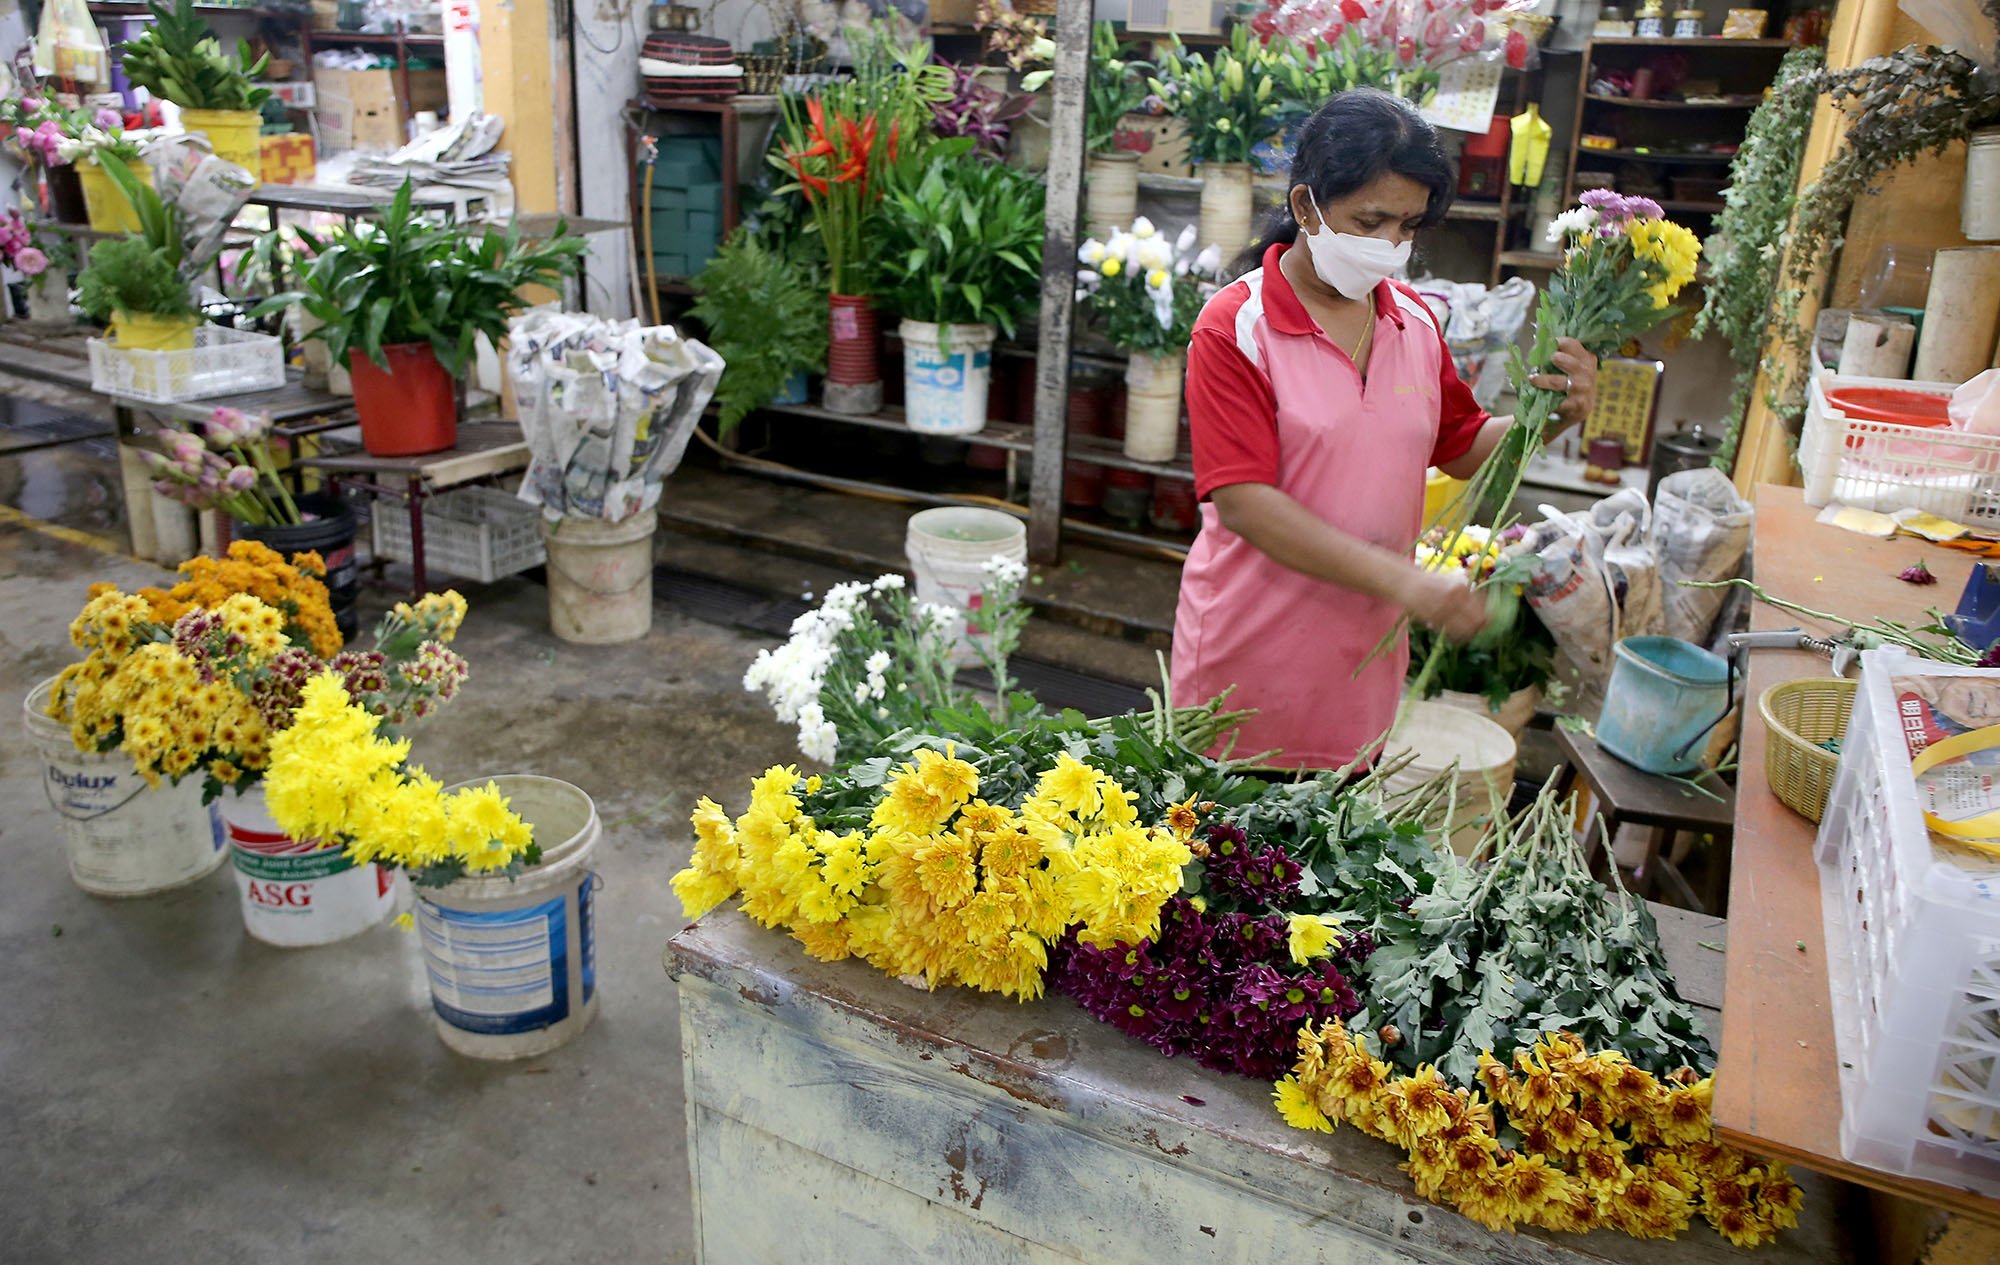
left=1706, top=831, right=1734, bottom=918
left=1633, top=825, right=1673, bottom=901
left=407, top=475, right=426, bottom=598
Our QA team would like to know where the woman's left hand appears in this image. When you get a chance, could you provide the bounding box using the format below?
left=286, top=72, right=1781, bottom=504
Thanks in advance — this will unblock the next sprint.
left=1530, top=338, right=1598, bottom=430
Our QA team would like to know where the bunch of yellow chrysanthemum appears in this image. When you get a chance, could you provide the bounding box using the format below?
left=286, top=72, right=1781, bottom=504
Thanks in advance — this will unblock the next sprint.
left=390, top=591, right=469, bottom=643
left=1626, top=217, right=1702, bottom=310
left=49, top=589, right=286, bottom=789
left=263, top=672, right=534, bottom=881
left=1276, top=1024, right=1803, bottom=1246
left=136, top=540, right=342, bottom=658
left=671, top=750, right=1192, bottom=1000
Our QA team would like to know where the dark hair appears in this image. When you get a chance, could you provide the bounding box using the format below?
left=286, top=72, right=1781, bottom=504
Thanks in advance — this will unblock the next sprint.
left=1238, top=87, right=1456, bottom=272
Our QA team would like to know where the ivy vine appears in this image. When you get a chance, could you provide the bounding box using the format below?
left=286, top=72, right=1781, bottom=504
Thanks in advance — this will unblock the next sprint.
left=1694, top=46, right=1823, bottom=471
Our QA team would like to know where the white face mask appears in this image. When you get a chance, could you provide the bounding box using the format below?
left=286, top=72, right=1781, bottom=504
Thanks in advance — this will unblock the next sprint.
left=1300, top=191, right=1412, bottom=301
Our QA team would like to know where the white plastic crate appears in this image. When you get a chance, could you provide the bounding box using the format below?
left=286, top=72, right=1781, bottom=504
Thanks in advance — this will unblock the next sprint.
left=1817, top=647, right=2000, bottom=1197
left=1797, top=367, right=2000, bottom=525
left=370, top=487, right=545, bottom=584
left=87, top=325, right=285, bottom=403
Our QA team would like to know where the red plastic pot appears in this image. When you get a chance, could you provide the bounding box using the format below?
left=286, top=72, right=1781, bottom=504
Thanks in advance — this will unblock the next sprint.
left=348, top=342, right=457, bottom=457
left=826, top=293, right=880, bottom=387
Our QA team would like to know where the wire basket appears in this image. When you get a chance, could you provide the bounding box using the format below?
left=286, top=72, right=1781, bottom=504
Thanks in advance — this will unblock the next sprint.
left=370, top=486, right=545, bottom=584
left=88, top=326, right=285, bottom=403
left=1760, top=676, right=1856, bottom=823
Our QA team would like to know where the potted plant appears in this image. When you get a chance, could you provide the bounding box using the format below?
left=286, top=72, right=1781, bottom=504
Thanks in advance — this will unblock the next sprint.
left=266, top=181, right=585, bottom=456
left=690, top=232, right=827, bottom=433
left=74, top=154, right=198, bottom=351
left=931, top=61, right=1035, bottom=162
left=57, top=125, right=154, bottom=235
left=1075, top=219, right=1222, bottom=462
left=1153, top=29, right=1287, bottom=264
left=876, top=160, right=1044, bottom=436
left=118, top=0, right=271, bottom=172
left=1084, top=22, right=1153, bottom=239
left=262, top=669, right=606, bottom=1058
left=0, top=208, right=53, bottom=320
left=973, top=0, right=1054, bottom=168
left=2, top=91, right=97, bottom=222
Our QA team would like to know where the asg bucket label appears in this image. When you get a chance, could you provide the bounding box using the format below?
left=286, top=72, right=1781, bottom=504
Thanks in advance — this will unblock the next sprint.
left=229, top=827, right=392, bottom=933
left=419, top=895, right=581, bottom=1035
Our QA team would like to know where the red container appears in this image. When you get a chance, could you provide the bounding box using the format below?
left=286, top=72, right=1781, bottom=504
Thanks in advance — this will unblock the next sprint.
left=826, top=293, right=880, bottom=387
left=1149, top=477, right=1200, bottom=533
left=348, top=342, right=457, bottom=456
left=1064, top=384, right=1108, bottom=508
left=1826, top=386, right=1952, bottom=427
left=1103, top=468, right=1152, bottom=526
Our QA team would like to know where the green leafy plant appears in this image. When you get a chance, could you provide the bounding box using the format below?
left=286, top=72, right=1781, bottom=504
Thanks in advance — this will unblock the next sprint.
left=1691, top=46, right=1821, bottom=471
left=1087, top=22, right=1153, bottom=155
left=1150, top=28, right=1284, bottom=166
left=1770, top=42, right=2000, bottom=428
left=118, top=0, right=272, bottom=111
left=690, top=233, right=827, bottom=434
left=875, top=160, right=1044, bottom=335
left=74, top=153, right=192, bottom=321
left=261, top=181, right=586, bottom=376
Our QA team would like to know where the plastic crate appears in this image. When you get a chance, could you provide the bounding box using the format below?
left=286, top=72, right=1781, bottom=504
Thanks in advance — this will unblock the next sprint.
left=1817, top=647, right=2000, bottom=1197
left=1798, top=366, right=2000, bottom=524
left=369, top=487, right=545, bottom=584
left=88, top=325, right=285, bottom=403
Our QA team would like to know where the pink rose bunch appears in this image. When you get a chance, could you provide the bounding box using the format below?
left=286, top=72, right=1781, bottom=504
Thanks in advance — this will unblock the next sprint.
left=1252, top=0, right=1534, bottom=71
left=0, top=210, right=48, bottom=277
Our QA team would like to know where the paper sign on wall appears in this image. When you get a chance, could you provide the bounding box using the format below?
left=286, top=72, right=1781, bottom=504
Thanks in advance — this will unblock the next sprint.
left=1422, top=58, right=1504, bottom=133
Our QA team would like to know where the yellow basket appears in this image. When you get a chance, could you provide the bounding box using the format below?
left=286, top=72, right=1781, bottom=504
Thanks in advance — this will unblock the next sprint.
left=1759, top=677, right=1857, bottom=823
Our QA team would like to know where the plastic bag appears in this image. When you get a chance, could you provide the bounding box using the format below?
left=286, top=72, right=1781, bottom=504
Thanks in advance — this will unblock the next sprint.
left=1651, top=467, right=1752, bottom=643
left=1520, top=489, right=1657, bottom=688
left=35, top=0, right=108, bottom=87
left=1952, top=369, right=2000, bottom=436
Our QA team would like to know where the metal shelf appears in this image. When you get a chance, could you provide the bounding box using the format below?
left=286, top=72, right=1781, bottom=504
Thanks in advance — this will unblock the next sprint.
left=752, top=399, right=1195, bottom=482
left=307, top=29, right=444, bottom=47
left=1584, top=93, right=1761, bottom=108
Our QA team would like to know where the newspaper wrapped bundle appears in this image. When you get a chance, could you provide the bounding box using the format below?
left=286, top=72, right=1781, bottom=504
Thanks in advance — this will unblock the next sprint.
left=508, top=309, right=723, bottom=523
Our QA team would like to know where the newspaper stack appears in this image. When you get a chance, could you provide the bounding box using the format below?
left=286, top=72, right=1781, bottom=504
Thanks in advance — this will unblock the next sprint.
left=350, top=112, right=511, bottom=203
left=508, top=309, right=723, bottom=524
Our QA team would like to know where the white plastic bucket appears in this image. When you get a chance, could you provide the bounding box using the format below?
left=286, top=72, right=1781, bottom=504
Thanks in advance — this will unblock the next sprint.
left=543, top=507, right=658, bottom=645
left=418, top=775, right=601, bottom=1060
left=1123, top=352, right=1185, bottom=463
left=905, top=506, right=1028, bottom=666
left=24, top=677, right=227, bottom=897
left=1380, top=700, right=1517, bottom=857
left=1429, top=684, right=1542, bottom=739
left=225, top=784, right=395, bottom=946
left=900, top=320, right=996, bottom=438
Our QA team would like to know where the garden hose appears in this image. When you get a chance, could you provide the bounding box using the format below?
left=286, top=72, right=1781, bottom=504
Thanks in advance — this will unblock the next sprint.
left=688, top=427, right=1192, bottom=565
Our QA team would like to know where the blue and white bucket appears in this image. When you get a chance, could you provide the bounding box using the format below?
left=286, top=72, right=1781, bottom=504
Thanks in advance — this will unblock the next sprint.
left=419, top=775, right=601, bottom=1060
left=25, top=676, right=227, bottom=897
left=900, top=319, right=995, bottom=438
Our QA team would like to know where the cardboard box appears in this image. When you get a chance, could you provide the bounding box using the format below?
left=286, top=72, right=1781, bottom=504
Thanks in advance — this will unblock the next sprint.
left=1113, top=113, right=1191, bottom=177
left=313, top=66, right=449, bottom=153
left=259, top=132, right=317, bottom=185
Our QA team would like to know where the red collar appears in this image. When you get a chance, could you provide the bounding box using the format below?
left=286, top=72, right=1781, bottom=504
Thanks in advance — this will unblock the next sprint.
left=1258, top=241, right=1405, bottom=337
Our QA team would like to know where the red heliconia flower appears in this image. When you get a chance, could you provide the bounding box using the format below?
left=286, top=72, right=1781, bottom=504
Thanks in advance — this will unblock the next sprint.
left=789, top=153, right=829, bottom=199
left=1340, top=0, right=1367, bottom=22
left=802, top=97, right=835, bottom=158
left=1505, top=26, right=1529, bottom=68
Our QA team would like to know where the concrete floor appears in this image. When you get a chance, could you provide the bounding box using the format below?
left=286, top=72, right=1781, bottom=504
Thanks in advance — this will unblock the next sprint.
left=0, top=515, right=803, bottom=1264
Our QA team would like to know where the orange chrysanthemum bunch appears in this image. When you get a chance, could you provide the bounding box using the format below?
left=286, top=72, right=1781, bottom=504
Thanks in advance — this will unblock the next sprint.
left=136, top=540, right=341, bottom=658
left=1279, top=1024, right=1804, bottom=1246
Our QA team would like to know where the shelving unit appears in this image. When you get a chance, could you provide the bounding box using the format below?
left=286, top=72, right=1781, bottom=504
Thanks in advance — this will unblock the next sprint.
left=302, top=23, right=446, bottom=119
left=1564, top=37, right=1794, bottom=230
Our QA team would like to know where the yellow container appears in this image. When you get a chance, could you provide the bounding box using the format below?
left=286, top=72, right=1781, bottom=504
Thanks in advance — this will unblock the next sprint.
left=180, top=108, right=264, bottom=173
left=112, top=311, right=200, bottom=352
left=1423, top=468, right=1466, bottom=528
left=78, top=158, right=152, bottom=234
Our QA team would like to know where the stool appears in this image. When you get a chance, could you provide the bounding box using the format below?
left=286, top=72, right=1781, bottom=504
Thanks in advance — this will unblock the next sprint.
left=1550, top=725, right=1736, bottom=915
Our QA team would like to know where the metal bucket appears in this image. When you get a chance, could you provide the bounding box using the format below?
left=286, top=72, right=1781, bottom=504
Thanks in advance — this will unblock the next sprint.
left=1596, top=635, right=1732, bottom=775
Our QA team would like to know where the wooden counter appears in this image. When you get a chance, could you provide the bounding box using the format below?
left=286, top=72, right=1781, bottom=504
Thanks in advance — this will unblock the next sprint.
left=670, top=903, right=1855, bottom=1264
left=1713, top=485, right=2000, bottom=1223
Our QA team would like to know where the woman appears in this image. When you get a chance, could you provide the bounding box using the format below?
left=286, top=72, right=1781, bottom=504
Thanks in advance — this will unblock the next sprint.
left=1172, top=88, right=1599, bottom=770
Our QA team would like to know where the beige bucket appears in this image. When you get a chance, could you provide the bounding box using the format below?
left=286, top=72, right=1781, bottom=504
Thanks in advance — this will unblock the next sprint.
left=905, top=507, right=1027, bottom=666
left=1381, top=700, right=1518, bottom=857
left=419, top=775, right=602, bottom=1059
left=1198, top=162, right=1255, bottom=265
left=1085, top=153, right=1139, bottom=241
left=24, top=677, right=228, bottom=897
left=1430, top=685, right=1542, bottom=740
left=1123, top=352, right=1185, bottom=463
left=544, top=508, right=658, bottom=644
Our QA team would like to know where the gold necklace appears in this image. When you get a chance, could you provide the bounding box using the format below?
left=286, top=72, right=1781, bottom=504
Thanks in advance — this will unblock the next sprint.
left=1349, top=308, right=1375, bottom=365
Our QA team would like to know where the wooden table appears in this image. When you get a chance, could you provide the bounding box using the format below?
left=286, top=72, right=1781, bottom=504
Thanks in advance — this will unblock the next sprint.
left=669, top=903, right=1855, bottom=1265
left=1714, top=485, right=2000, bottom=1224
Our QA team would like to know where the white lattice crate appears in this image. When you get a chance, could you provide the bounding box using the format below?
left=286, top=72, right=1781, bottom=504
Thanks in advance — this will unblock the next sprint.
left=87, top=325, right=285, bottom=403
left=1798, top=367, right=2000, bottom=524
left=370, top=486, right=545, bottom=584
left=1817, top=647, right=2000, bottom=1196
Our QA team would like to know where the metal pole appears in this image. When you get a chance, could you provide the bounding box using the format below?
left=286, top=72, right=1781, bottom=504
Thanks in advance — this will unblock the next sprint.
left=1027, top=0, right=1090, bottom=565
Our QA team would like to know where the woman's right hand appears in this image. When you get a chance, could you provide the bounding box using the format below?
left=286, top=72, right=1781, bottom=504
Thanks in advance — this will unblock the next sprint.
left=1403, top=568, right=1489, bottom=644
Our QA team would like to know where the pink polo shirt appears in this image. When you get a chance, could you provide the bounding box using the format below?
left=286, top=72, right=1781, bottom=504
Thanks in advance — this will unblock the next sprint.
left=1170, top=242, right=1488, bottom=769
